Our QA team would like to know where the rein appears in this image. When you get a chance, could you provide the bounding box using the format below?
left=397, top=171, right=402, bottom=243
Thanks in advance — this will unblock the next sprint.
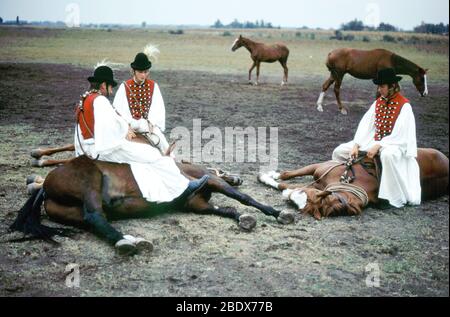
left=325, top=183, right=369, bottom=207
left=286, top=152, right=373, bottom=207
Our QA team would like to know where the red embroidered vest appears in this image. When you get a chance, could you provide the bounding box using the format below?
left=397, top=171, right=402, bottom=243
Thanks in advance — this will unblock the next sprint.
left=76, top=93, right=99, bottom=140
left=125, top=79, right=155, bottom=119
left=374, top=93, right=409, bottom=141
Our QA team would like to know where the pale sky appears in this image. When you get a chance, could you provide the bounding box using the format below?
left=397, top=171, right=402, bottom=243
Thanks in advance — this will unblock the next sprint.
left=0, top=0, right=448, bottom=30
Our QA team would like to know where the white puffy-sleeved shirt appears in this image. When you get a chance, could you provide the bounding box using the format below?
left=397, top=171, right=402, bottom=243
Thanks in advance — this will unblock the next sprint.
left=74, top=95, right=189, bottom=203
left=113, top=81, right=166, bottom=133
left=353, top=101, right=418, bottom=158
left=333, top=98, right=421, bottom=207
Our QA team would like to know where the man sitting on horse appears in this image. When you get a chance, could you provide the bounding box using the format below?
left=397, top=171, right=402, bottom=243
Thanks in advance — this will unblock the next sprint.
left=112, top=45, right=172, bottom=156
left=74, top=64, right=209, bottom=205
left=332, top=68, right=421, bottom=208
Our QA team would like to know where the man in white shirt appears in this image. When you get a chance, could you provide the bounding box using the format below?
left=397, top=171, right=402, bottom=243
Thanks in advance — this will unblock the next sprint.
left=74, top=65, right=208, bottom=205
left=332, top=68, right=421, bottom=208
left=113, top=46, right=172, bottom=156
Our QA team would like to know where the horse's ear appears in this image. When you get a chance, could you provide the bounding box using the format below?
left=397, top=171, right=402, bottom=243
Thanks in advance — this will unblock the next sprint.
left=313, top=208, right=322, bottom=220
left=239, top=34, right=242, bottom=39
left=420, top=68, right=428, bottom=75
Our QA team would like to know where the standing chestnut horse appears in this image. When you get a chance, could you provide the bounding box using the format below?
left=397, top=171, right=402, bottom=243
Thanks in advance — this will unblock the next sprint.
left=231, top=35, right=289, bottom=86
left=11, top=154, right=295, bottom=255
left=258, top=148, right=448, bottom=220
left=316, top=48, right=429, bottom=115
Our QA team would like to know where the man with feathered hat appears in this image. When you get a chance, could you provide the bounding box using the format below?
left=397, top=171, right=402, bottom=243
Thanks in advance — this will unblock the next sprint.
left=332, top=68, right=421, bottom=208
left=113, top=44, right=172, bottom=156
left=75, top=63, right=209, bottom=206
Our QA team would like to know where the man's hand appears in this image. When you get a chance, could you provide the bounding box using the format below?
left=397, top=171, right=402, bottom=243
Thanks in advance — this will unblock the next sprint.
left=126, top=126, right=136, bottom=141
left=350, top=144, right=360, bottom=159
left=367, top=144, right=382, bottom=159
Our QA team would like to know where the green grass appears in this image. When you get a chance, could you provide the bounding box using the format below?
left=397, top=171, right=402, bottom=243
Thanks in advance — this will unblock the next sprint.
left=0, top=26, right=448, bottom=80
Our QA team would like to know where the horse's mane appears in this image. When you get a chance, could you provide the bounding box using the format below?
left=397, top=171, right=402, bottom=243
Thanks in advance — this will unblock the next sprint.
left=392, top=54, right=423, bottom=74
left=301, top=190, right=362, bottom=220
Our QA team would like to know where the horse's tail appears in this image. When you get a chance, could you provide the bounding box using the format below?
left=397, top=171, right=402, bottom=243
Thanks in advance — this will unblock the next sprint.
left=9, top=188, right=72, bottom=243
left=325, top=52, right=335, bottom=72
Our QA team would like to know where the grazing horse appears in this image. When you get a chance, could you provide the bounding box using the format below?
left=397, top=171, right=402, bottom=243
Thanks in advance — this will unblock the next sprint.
left=11, top=154, right=295, bottom=255
left=316, top=48, right=429, bottom=115
left=258, top=148, right=448, bottom=220
left=231, top=35, right=289, bottom=86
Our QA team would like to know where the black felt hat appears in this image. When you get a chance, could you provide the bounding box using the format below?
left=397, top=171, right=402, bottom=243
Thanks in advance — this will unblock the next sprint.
left=373, top=68, right=402, bottom=85
left=131, top=53, right=152, bottom=70
left=88, top=66, right=118, bottom=87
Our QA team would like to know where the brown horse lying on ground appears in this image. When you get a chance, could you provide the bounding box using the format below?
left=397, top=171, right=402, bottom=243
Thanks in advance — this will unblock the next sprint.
left=11, top=156, right=294, bottom=256
left=317, top=48, right=429, bottom=115
left=258, top=148, right=448, bottom=220
left=231, top=35, right=289, bottom=86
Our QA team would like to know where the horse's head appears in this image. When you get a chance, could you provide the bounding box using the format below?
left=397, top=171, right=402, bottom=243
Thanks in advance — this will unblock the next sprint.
left=231, top=35, right=245, bottom=52
left=413, top=68, right=429, bottom=97
left=300, top=188, right=362, bottom=220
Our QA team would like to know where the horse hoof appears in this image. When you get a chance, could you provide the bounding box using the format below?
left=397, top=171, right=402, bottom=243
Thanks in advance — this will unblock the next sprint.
left=340, top=108, right=348, bottom=115
left=123, top=235, right=153, bottom=253
left=26, top=174, right=39, bottom=185
left=277, top=210, right=296, bottom=225
left=27, top=183, right=40, bottom=196
left=230, top=175, right=243, bottom=186
left=30, top=149, right=43, bottom=159
left=31, top=159, right=44, bottom=167
left=135, top=239, right=154, bottom=253
left=115, top=239, right=137, bottom=256
left=239, top=214, right=257, bottom=231
left=317, top=105, right=324, bottom=112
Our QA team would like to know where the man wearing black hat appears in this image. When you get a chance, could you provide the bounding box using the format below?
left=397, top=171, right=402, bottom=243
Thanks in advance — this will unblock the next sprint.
left=113, top=45, right=172, bottom=156
left=332, top=68, right=421, bottom=208
left=75, top=64, right=209, bottom=206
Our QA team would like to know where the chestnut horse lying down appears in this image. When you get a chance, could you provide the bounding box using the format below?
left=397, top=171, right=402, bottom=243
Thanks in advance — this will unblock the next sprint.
left=258, top=148, right=448, bottom=220
left=11, top=156, right=294, bottom=255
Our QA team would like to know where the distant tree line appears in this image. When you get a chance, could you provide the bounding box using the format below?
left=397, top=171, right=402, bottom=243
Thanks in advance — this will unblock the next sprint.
left=212, top=19, right=275, bottom=29
left=340, top=19, right=448, bottom=35
left=413, top=22, right=449, bottom=35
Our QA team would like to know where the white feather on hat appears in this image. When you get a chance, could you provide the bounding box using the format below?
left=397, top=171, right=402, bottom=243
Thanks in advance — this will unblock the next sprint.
left=94, top=59, right=124, bottom=70
left=143, top=44, right=160, bottom=62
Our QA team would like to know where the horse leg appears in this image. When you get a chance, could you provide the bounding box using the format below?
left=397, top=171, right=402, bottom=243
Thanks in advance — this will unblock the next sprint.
left=279, top=164, right=320, bottom=180
left=27, top=182, right=43, bottom=195
left=32, top=158, right=73, bottom=167
left=31, top=144, right=75, bottom=159
left=334, top=74, right=348, bottom=115
left=279, top=59, right=288, bottom=86
left=248, top=61, right=256, bottom=84
left=81, top=196, right=138, bottom=255
left=26, top=174, right=45, bottom=185
left=257, top=164, right=319, bottom=186
left=255, top=62, right=261, bottom=85
left=48, top=183, right=137, bottom=255
left=204, top=177, right=295, bottom=224
left=317, top=74, right=335, bottom=112
left=186, top=196, right=257, bottom=231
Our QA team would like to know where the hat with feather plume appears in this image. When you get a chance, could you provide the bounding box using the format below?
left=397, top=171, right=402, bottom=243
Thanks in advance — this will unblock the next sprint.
left=131, top=44, right=160, bottom=70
